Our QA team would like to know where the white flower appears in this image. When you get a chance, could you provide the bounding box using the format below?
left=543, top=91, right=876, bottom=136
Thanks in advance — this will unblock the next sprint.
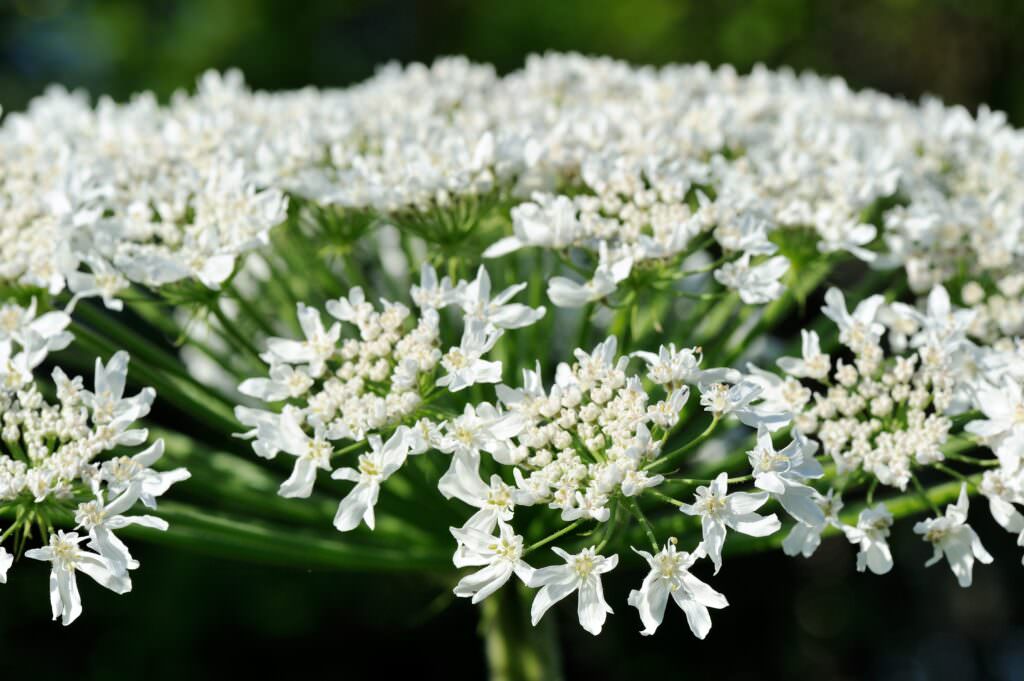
left=713, top=253, right=789, bottom=304
left=0, top=339, right=36, bottom=391
left=325, top=287, right=375, bottom=326
left=460, top=265, right=545, bottom=329
left=913, top=485, right=992, bottom=587
left=0, top=298, right=73, bottom=352
left=410, top=264, right=462, bottom=309
left=815, top=212, right=877, bottom=262
left=678, top=472, right=781, bottom=572
left=451, top=521, right=534, bottom=603
left=966, top=378, right=1024, bottom=464
left=100, top=439, right=191, bottom=509
left=715, top=211, right=776, bottom=254
left=80, top=351, right=155, bottom=430
left=255, top=407, right=333, bottom=498
left=821, top=288, right=886, bottom=352
left=547, top=244, right=632, bottom=308
left=843, top=504, right=894, bottom=575
left=437, top=448, right=519, bottom=533
left=547, top=272, right=615, bottom=308
left=485, top=194, right=580, bottom=258
left=782, top=489, right=844, bottom=558
left=633, top=345, right=741, bottom=388
left=74, top=486, right=169, bottom=576
left=528, top=547, right=618, bottom=635
left=266, top=303, right=340, bottom=376
left=25, top=530, right=132, bottom=626
left=67, top=256, right=129, bottom=311
left=748, top=427, right=825, bottom=527
left=436, top=320, right=504, bottom=392
left=331, top=428, right=411, bottom=531
left=889, top=285, right=974, bottom=352
left=238, top=363, right=314, bottom=402
left=0, top=547, right=11, bottom=584
left=628, top=541, right=727, bottom=638
left=437, top=403, right=524, bottom=459
left=698, top=380, right=791, bottom=432
left=979, top=468, right=1024, bottom=541
left=777, top=329, right=830, bottom=380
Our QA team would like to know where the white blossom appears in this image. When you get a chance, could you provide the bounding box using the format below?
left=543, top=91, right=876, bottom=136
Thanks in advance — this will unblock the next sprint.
left=25, top=531, right=132, bottom=626
left=451, top=521, right=534, bottom=603
left=528, top=547, right=618, bottom=635
left=332, top=428, right=411, bottom=531
left=628, top=541, right=727, bottom=638
left=914, top=485, right=992, bottom=587
left=437, top=321, right=504, bottom=392
left=678, top=472, right=781, bottom=573
left=843, top=504, right=894, bottom=575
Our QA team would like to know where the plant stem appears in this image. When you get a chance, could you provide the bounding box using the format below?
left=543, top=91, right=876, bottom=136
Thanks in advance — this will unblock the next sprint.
left=646, top=416, right=719, bottom=471
left=910, top=472, right=940, bottom=515
left=210, top=302, right=265, bottom=365
left=647, top=489, right=684, bottom=507
left=626, top=498, right=659, bottom=551
left=524, top=519, right=586, bottom=556
left=480, top=584, right=564, bottom=681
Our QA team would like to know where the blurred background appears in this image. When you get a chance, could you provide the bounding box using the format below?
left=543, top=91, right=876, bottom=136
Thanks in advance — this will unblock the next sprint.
left=3, top=1, right=1024, bottom=679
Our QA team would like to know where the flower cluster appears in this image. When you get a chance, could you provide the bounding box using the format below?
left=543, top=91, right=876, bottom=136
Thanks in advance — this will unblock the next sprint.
left=3, top=54, right=1023, bottom=644
left=6, top=54, right=1022, bottom=318
left=0, top=74, right=287, bottom=302
left=0, top=351, right=189, bottom=624
left=235, top=264, right=545, bottom=524
left=766, top=285, right=1022, bottom=583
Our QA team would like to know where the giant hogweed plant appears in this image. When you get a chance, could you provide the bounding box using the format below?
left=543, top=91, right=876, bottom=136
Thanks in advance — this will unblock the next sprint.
left=1, top=54, right=1024, bottom=677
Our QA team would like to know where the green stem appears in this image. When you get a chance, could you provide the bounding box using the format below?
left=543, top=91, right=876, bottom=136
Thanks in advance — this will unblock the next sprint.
left=226, top=283, right=278, bottom=337
left=480, top=584, right=564, bottom=681
left=646, top=416, right=719, bottom=471
left=119, top=501, right=452, bottom=571
left=575, top=302, right=594, bottom=351
left=211, top=303, right=264, bottom=365
left=647, top=489, right=684, bottom=507
left=71, top=307, right=236, bottom=408
left=524, top=519, right=587, bottom=556
left=594, top=502, right=620, bottom=552
left=664, top=474, right=752, bottom=486
left=609, top=292, right=635, bottom=349
left=626, top=498, right=659, bottom=551
left=910, top=472, right=940, bottom=515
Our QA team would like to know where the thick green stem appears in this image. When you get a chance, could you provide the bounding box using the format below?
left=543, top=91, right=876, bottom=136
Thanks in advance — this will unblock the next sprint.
left=480, top=584, right=564, bottom=681
left=119, top=501, right=452, bottom=571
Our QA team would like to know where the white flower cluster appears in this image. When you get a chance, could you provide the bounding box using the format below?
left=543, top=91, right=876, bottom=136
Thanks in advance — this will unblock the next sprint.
left=8, top=54, right=1022, bottom=319
left=0, top=351, right=189, bottom=624
left=0, top=74, right=287, bottom=302
left=7, top=53, right=1023, bottom=639
left=428, top=336, right=798, bottom=637
left=765, top=284, right=1023, bottom=584
left=779, top=286, right=1020, bottom=490
left=235, top=265, right=545, bottom=523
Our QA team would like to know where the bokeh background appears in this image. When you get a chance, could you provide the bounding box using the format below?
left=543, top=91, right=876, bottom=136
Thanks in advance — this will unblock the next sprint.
left=3, top=1, right=1024, bottom=679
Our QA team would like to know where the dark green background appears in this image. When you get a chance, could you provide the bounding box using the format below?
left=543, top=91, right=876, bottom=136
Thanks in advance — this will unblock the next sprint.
left=2, top=1, right=1024, bottom=679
